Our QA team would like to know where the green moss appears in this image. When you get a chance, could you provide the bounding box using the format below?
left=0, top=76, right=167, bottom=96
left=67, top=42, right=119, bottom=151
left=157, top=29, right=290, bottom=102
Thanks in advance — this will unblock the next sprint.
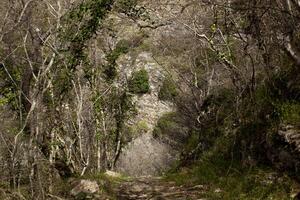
left=278, top=102, right=300, bottom=125
left=158, top=76, right=178, bottom=101
left=128, top=69, right=150, bottom=94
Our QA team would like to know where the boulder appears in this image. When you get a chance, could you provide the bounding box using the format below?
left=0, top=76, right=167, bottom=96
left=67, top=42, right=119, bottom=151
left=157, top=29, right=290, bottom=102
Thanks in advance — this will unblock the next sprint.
left=70, top=179, right=99, bottom=199
left=104, top=170, right=122, bottom=178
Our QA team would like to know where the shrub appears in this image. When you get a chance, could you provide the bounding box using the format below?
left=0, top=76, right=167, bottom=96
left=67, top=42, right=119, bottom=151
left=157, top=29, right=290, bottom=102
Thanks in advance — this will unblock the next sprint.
left=103, top=64, right=117, bottom=82
left=153, top=112, right=179, bottom=137
left=153, top=112, right=188, bottom=147
left=158, top=76, right=178, bottom=101
left=128, top=69, right=150, bottom=94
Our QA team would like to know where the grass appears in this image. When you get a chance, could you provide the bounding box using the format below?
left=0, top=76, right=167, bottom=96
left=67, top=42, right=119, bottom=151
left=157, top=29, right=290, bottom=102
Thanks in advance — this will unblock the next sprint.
left=164, top=153, right=299, bottom=200
left=278, top=101, right=300, bottom=126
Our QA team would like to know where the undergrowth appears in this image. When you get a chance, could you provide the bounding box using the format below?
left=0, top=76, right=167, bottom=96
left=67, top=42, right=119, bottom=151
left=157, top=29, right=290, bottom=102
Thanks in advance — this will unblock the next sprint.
left=165, top=148, right=299, bottom=200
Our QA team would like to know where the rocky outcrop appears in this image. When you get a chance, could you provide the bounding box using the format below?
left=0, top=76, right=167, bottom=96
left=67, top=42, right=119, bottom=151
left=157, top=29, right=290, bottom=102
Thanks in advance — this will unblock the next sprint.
left=102, top=1, right=181, bottom=176
left=118, top=52, right=174, bottom=130
left=266, top=124, right=300, bottom=175
left=116, top=51, right=177, bottom=176
left=278, top=124, right=300, bottom=153
left=116, top=133, right=177, bottom=176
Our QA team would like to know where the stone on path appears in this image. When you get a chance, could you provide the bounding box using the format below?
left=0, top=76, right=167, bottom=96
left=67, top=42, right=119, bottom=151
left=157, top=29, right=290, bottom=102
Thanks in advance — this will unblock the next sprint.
left=114, top=177, right=207, bottom=200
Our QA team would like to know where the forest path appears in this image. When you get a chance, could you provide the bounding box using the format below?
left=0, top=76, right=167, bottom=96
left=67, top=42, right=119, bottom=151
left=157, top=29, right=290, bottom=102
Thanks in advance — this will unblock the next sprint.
left=113, top=176, right=207, bottom=200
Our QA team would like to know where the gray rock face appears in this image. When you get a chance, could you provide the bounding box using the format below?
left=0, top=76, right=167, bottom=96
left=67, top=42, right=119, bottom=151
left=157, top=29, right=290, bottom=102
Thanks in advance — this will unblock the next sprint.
left=116, top=133, right=177, bottom=176
left=278, top=124, right=300, bottom=153
left=115, top=51, right=178, bottom=176
left=70, top=180, right=99, bottom=198
left=117, top=52, right=174, bottom=130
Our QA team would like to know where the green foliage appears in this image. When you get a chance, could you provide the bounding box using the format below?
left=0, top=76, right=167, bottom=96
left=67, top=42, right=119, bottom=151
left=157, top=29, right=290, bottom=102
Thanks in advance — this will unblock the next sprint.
left=158, top=76, right=178, bottom=101
left=266, top=67, right=300, bottom=101
left=0, top=62, right=21, bottom=110
left=63, top=0, right=114, bottom=42
left=52, top=179, right=72, bottom=198
left=128, top=69, right=150, bottom=94
left=52, top=67, right=74, bottom=98
left=129, top=120, right=150, bottom=135
left=103, top=39, right=131, bottom=81
left=115, top=92, right=136, bottom=131
left=62, top=0, right=114, bottom=66
left=174, top=63, right=299, bottom=179
left=186, top=88, right=235, bottom=152
left=55, top=0, right=115, bottom=99
left=253, top=71, right=300, bottom=126
left=0, top=88, right=17, bottom=107
left=92, top=87, right=137, bottom=155
left=203, top=88, right=234, bottom=111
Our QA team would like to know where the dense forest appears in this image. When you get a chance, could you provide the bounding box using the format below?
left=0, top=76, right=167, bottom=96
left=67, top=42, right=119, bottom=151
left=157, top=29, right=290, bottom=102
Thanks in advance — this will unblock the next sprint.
left=0, top=0, right=300, bottom=199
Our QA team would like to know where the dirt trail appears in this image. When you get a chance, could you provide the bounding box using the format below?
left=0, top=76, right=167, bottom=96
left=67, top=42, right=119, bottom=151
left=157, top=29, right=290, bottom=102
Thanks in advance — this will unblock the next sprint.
left=114, top=177, right=207, bottom=200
